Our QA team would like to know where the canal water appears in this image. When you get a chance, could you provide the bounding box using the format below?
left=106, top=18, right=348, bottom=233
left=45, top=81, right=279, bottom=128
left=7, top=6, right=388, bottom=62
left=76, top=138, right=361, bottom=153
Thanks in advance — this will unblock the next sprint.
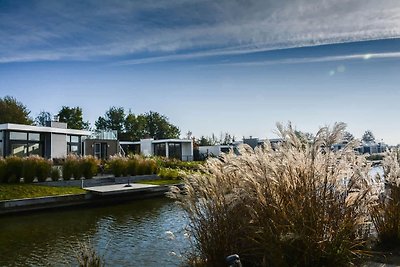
left=0, top=198, right=189, bottom=266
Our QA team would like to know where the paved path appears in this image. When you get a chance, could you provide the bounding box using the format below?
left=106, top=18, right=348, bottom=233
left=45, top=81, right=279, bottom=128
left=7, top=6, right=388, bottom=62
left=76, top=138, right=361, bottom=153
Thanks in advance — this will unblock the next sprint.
left=84, top=183, right=160, bottom=195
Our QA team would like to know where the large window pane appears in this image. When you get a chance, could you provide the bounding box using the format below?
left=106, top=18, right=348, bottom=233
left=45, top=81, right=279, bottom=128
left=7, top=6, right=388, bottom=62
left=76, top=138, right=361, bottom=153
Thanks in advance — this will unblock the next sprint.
left=10, top=132, right=28, bottom=140
left=154, top=143, right=166, bottom=157
left=29, top=133, right=40, bottom=141
left=28, top=143, right=42, bottom=156
left=168, top=143, right=182, bottom=159
left=71, top=136, right=80, bottom=143
left=11, top=144, right=28, bottom=157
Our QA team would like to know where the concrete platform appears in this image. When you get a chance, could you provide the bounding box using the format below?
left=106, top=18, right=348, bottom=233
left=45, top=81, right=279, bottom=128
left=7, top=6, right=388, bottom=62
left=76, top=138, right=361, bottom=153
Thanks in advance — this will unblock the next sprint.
left=84, top=183, right=161, bottom=196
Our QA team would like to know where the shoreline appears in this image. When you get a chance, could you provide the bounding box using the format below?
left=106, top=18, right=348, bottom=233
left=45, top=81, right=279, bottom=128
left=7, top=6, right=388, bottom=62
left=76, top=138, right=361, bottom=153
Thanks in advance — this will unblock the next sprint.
left=0, top=175, right=183, bottom=215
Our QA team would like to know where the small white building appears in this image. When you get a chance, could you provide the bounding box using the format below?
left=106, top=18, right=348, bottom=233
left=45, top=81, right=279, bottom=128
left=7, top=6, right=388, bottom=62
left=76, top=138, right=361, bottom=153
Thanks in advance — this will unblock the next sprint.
left=120, top=138, right=193, bottom=161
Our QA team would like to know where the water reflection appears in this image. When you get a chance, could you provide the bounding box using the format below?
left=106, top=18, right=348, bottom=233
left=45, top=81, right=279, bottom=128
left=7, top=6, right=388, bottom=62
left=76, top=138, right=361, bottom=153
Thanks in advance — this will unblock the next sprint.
left=0, top=197, right=188, bottom=267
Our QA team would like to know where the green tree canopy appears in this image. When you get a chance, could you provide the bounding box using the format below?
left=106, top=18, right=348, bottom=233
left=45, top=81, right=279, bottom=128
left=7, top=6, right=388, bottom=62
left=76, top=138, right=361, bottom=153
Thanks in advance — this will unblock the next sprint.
left=362, top=130, right=375, bottom=143
left=95, top=106, right=125, bottom=135
left=95, top=108, right=180, bottom=141
left=144, top=111, right=180, bottom=140
left=57, top=106, right=89, bottom=130
left=35, top=111, right=52, bottom=126
left=0, top=96, right=33, bottom=124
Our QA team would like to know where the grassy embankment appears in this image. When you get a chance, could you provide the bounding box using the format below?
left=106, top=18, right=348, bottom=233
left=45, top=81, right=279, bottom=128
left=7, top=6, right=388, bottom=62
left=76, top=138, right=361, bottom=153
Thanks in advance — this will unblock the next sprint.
left=0, top=184, right=85, bottom=201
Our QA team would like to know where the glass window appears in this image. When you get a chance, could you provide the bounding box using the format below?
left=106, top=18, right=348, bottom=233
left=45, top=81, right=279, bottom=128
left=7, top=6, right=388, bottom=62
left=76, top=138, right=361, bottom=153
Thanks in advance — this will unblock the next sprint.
left=154, top=143, right=166, bottom=157
left=29, top=133, right=40, bottom=141
left=71, top=145, right=79, bottom=153
left=11, top=144, right=28, bottom=157
left=10, top=132, right=28, bottom=140
left=71, top=136, right=80, bottom=143
left=168, top=143, right=182, bottom=159
left=28, top=143, right=42, bottom=156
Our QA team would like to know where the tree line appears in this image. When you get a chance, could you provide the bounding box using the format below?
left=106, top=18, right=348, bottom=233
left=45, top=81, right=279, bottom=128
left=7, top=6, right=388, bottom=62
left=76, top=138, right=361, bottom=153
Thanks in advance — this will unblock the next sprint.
left=0, top=96, right=180, bottom=141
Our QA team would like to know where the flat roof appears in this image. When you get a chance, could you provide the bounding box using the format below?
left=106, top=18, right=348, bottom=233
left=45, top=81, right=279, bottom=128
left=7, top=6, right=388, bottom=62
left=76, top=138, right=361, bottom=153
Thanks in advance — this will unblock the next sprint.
left=0, top=123, right=91, bottom=136
left=120, top=139, right=192, bottom=145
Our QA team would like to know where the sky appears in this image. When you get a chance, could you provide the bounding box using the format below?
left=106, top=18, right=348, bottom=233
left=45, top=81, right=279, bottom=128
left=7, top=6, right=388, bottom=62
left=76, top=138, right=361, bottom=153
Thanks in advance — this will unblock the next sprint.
left=1, top=0, right=400, bottom=144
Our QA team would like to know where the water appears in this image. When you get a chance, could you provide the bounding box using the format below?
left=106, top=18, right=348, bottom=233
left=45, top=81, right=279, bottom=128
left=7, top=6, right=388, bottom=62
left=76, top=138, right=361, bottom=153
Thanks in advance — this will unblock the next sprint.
left=0, top=198, right=189, bottom=266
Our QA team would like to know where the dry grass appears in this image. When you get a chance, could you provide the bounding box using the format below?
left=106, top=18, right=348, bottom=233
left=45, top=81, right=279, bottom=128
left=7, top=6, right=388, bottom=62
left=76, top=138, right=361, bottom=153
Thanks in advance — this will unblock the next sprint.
left=75, top=240, right=104, bottom=267
left=170, top=122, right=377, bottom=266
left=371, top=149, right=400, bottom=247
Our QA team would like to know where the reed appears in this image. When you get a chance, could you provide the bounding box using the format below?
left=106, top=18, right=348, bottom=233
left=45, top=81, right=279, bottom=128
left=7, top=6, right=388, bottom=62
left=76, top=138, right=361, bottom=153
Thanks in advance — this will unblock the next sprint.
left=170, top=122, right=376, bottom=266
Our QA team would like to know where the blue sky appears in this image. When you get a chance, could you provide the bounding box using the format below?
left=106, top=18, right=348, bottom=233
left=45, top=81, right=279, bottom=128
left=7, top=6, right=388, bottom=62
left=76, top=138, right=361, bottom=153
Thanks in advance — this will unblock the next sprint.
left=1, top=0, right=400, bottom=143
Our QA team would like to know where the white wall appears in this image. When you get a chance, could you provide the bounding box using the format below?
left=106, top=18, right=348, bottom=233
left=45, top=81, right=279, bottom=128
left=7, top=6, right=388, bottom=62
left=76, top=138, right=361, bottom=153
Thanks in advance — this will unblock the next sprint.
left=51, top=133, right=67, bottom=158
left=182, top=141, right=193, bottom=161
left=140, top=139, right=154, bottom=156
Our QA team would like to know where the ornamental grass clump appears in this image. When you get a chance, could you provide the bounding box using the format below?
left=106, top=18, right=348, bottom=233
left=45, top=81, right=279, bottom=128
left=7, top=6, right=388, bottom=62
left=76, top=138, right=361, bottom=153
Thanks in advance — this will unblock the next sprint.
left=170, top=122, right=377, bottom=267
left=35, top=157, right=52, bottom=182
left=63, top=155, right=77, bottom=181
left=23, top=156, right=38, bottom=183
left=107, top=155, right=128, bottom=177
left=370, top=149, right=400, bottom=247
left=80, top=156, right=99, bottom=179
left=5, top=156, right=23, bottom=183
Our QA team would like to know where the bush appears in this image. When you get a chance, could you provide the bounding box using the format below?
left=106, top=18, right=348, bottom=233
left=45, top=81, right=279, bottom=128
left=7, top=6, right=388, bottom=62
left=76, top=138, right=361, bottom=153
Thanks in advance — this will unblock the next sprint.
left=23, top=156, right=38, bottom=183
left=158, top=167, right=181, bottom=180
left=81, top=156, right=99, bottom=179
left=0, top=158, right=6, bottom=183
left=5, top=156, right=24, bottom=183
left=127, top=157, right=138, bottom=176
left=170, top=123, right=376, bottom=266
left=51, top=167, right=60, bottom=181
left=36, top=158, right=51, bottom=182
left=63, top=156, right=76, bottom=181
left=107, top=156, right=128, bottom=177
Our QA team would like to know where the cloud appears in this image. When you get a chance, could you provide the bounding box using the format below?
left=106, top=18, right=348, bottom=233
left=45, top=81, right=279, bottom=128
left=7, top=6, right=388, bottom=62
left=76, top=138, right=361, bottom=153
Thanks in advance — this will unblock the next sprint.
left=1, top=0, right=400, bottom=63
left=211, top=51, right=400, bottom=67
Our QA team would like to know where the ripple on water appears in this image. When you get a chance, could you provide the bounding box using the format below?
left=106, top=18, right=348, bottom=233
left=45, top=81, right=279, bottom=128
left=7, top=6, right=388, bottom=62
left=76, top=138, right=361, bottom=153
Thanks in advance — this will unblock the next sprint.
left=0, top=198, right=189, bottom=267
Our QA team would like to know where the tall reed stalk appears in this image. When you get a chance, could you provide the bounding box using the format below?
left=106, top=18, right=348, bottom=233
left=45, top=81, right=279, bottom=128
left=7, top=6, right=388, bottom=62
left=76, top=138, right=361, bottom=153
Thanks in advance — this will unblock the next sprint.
left=371, top=149, right=400, bottom=247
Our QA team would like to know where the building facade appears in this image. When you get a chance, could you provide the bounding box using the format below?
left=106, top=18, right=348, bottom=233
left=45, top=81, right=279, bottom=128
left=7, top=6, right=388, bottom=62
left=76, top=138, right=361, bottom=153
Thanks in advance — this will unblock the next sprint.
left=0, top=122, right=91, bottom=159
left=120, top=138, right=193, bottom=161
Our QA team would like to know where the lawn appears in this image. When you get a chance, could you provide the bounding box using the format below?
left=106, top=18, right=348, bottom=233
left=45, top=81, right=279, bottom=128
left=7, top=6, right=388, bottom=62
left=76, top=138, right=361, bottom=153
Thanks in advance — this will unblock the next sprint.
left=0, top=184, right=86, bottom=201
left=134, top=179, right=183, bottom=185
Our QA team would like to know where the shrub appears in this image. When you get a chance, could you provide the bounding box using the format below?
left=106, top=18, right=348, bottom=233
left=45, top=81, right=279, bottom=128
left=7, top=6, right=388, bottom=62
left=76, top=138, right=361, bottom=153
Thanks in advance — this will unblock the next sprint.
left=0, top=158, right=6, bottom=183
left=107, top=156, right=128, bottom=177
left=63, top=156, right=77, bottom=181
left=158, top=167, right=181, bottom=180
left=144, top=159, right=158, bottom=175
left=5, top=156, right=24, bottom=183
left=81, top=156, right=99, bottom=179
left=23, top=156, right=38, bottom=183
left=127, top=157, right=138, bottom=176
left=36, top=158, right=51, bottom=182
left=170, top=122, right=376, bottom=266
left=51, top=167, right=60, bottom=181
left=73, top=160, right=83, bottom=180
left=371, top=149, right=400, bottom=247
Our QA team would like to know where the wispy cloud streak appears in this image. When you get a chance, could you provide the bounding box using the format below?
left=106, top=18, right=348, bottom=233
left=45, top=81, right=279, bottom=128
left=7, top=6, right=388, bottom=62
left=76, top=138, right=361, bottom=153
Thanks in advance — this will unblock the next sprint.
left=1, top=0, right=400, bottom=63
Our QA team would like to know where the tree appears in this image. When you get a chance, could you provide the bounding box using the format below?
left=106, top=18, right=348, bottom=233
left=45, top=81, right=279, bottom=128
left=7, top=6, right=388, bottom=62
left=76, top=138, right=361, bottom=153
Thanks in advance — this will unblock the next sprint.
left=143, top=111, right=180, bottom=139
left=0, top=96, right=33, bottom=124
left=57, top=106, right=89, bottom=130
left=123, top=113, right=147, bottom=141
left=342, top=131, right=355, bottom=142
left=95, top=106, right=126, bottom=135
left=35, top=111, right=52, bottom=126
left=362, top=130, right=375, bottom=143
